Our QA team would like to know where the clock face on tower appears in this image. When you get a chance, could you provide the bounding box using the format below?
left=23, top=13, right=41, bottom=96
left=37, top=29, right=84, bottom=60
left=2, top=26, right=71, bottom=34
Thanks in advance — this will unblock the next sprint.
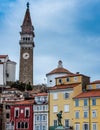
left=23, top=52, right=30, bottom=59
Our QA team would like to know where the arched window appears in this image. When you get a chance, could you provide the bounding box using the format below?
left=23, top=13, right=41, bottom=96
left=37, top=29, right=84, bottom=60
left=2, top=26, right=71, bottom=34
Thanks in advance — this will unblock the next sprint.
left=18, top=122, right=20, bottom=128
left=21, top=122, right=24, bottom=128
left=25, top=122, right=28, bottom=128
left=59, top=79, right=62, bottom=83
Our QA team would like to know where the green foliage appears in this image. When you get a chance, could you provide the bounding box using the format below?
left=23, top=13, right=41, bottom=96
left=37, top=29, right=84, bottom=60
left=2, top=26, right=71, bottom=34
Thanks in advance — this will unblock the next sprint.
left=26, top=82, right=33, bottom=90
left=11, top=81, right=33, bottom=91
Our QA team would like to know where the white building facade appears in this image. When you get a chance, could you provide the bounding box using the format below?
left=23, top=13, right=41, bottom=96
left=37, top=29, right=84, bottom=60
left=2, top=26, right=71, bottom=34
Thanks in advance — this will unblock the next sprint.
left=0, top=55, right=16, bottom=86
left=46, top=60, right=73, bottom=87
left=33, top=93, right=48, bottom=130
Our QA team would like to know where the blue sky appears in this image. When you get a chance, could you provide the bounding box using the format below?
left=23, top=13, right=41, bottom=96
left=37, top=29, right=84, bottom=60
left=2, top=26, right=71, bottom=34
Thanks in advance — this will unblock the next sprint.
left=0, top=0, right=100, bottom=84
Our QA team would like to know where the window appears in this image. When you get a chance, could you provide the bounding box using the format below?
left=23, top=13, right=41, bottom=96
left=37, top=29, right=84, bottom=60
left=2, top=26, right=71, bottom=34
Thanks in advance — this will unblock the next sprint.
left=28, top=37, right=30, bottom=41
left=6, top=122, right=11, bottom=129
left=43, top=105, right=46, bottom=110
left=65, top=119, right=69, bottom=128
left=5, top=105, right=10, bottom=109
left=74, top=77, right=78, bottom=81
left=83, top=123, right=89, bottom=130
left=6, top=73, right=9, bottom=77
left=53, top=93, right=58, bottom=100
left=43, top=115, right=46, bottom=121
left=59, top=79, right=62, bottom=83
left=36, top=126, right=39, bottom=130
left=64, top=93, right=69, bottom=99
left=49, top=80, right=52, bottom=83
left=18, top=122, right=20, bottom=128
left=36, top=97, right=40, bottom=102
left=44, top=96, right=47, bottom=103
left=17, top=122, right=28, bottom=129
left=66, top=77, right=70, bottom=82
left=64, top=105, right=69, bottom=112
left=84, top=111, right=88, bottom=118
left=40, top=105, right=42, bottom=111
left=25, top=108, right=30, bottom=118
left=6, top=113, right=10, bottom=118
left=88, top=85, right=92, bottom=90
left=54, top=120, right=57, bottom=127
left=11, top=121, right=14, bottom=126
left=43, top=125, right=46, bottom=130
left=75, top=123, right=80, bottom=130
left=92, top=123, right=97, bottom=130
left=92, top=99, right=96, bottom=106
left=23, top=37, right=25, bottom=41
left=92, top=110, right=97, bottom=118
left=25, top=122, right=28, bottom=128
left=75, top=99, right=79, bottom=107
left=36, top=115, right=40, bottom=121
left=37, top=106, right=40, bottom=111
left=53, top=106, right=58, bottom=113
left=84, top=99, right=88, bottom=106
left=15, top=108, right=19, bottom=118
left=40, top=115, right=42, bottom=121
left=21, top=122, right=24, bottom=128
left=46, top=105, right=48, bottom=110
left=75, top=111, right=79, bottom=118
left=96, top=84, right=100, bottom=89
left=34, top=106, right=37, bottom=111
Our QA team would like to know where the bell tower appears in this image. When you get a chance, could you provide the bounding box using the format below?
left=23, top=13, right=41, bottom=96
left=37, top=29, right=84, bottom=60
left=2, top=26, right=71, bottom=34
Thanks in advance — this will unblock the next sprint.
left=19, top=2, right=35, bottom=84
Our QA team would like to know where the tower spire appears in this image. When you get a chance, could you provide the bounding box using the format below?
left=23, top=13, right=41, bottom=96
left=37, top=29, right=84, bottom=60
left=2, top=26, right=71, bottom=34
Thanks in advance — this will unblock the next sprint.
left=20, top=2, right=35, bottom=37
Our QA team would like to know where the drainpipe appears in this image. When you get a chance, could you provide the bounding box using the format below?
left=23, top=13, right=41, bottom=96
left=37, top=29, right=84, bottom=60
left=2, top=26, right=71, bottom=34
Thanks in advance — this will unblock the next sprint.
left=48, top=90, right=50, bottom=130
left=89, top=97, right=91, bottom=130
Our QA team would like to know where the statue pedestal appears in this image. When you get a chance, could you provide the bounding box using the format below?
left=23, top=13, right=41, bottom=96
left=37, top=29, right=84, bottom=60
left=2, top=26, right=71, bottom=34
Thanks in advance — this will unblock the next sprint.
left=55, top=126, right=65, bottom=130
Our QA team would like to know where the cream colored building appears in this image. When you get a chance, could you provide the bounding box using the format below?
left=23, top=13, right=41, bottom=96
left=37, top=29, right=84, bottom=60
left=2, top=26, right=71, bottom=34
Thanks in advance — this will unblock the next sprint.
left=48, top=73, right=90, bottom=130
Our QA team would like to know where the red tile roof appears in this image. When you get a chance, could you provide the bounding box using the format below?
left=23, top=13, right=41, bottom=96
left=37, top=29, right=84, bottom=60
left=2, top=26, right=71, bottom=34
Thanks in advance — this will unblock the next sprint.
left=0, top=55, right=8, bottom=58
left=46, top=67, right=72, bottom=76
left=90, top=80, right=100, bottom=84
left=56, top=73, right=89, bottom=79
left=49, top=83, right=80, bottom=90
left=35, top=93, right=48, bottom=97
left=74, top=89, right=100, bottom=99
left=15, top=100, right=34, bottom=105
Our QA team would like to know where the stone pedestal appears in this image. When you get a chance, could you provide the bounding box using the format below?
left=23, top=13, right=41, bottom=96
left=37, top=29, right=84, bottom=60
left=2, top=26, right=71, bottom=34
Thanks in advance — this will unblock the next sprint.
left=55, top=126, right=65, bottom=130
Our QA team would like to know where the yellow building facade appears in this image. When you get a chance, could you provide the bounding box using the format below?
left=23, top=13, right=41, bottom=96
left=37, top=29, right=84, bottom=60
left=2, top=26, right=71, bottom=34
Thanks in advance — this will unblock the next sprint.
left=49, top=73, right=90, bottom=130
left=73, top=80, right=100, bottom=130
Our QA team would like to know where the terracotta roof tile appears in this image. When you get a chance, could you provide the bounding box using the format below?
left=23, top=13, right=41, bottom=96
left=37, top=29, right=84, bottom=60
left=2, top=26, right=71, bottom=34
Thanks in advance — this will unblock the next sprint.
left=46, top=67, right=72, bottom=76
left=56, top=73, right=89, bottom=79
left=0, top=55, right=8, bottom=58
left=15, top=100, right=34, bottom=105
left=35, top=93, right=48, bottom=97
left=74, top=89, right=100, bottom=98
left=90, top=80, right=100, bottom=84
left=49, top=83, right=80, bottom=90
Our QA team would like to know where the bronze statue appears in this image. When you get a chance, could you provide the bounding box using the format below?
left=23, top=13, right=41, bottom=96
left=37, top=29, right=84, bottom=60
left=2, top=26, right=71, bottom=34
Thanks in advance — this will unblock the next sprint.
left=57, top=111, right=63, bottom=126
